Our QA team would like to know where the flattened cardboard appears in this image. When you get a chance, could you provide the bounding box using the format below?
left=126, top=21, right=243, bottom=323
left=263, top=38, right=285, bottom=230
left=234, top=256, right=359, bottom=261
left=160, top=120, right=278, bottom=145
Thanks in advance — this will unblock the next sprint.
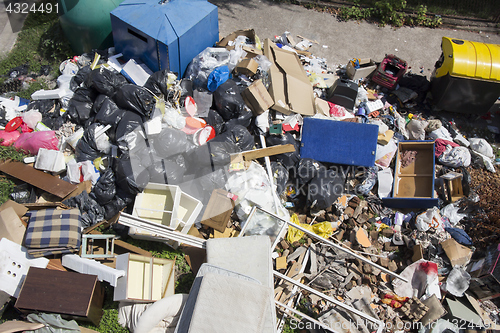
left=235, top=58, right=259, bottom=77
left=241, top=79, right=274, bottom=116
left=201, top=189, right=235, bottom=233
left=442, top=238, right=472, bottom=267
left=217, top=29, right=256, bottom=50
left=420, top=294, right=446, bottom=326
left=0, top=161, right=76, bottom=199
left=0, top=207, right=26, bottom=245
left=314, top=97, right=330, bottom=117
left=0, top=200, right=27, bottom=218
left=446, top=297, right=484, bottom=326
left=264, top=39, right=316, bottom=116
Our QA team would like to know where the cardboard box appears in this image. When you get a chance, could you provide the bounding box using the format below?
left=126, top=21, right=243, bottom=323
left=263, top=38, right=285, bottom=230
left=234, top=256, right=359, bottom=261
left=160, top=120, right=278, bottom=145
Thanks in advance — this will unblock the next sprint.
left=111, top=0, right=219, bottom=77
left=200, top=189, right=235, bottom=233
left=234, top=58, right=259, bottom=77
left=0, top=207, right=26, bottom=245
left=217, top=29, right=256, bottom=50
left=382, top=141, right=439, bottom=208
left=114, top=253, right=175, bottom=302
left=346, top=58, right=377, bottom=80
left=263, top=39, right=316, bottom=116
left=241, top=79, right=274, bottom=116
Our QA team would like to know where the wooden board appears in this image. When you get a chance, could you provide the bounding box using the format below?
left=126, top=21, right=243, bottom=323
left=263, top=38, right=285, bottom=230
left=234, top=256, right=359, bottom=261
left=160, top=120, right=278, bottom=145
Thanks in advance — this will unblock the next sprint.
left=231, top=144, right=295, bottom=163
left=0, top=161, right=76, bottom=199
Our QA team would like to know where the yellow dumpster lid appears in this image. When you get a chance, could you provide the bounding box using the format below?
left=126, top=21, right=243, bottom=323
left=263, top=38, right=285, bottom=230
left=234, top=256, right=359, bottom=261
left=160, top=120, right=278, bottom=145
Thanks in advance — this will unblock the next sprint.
left=435, top=37, right=500, bottom=81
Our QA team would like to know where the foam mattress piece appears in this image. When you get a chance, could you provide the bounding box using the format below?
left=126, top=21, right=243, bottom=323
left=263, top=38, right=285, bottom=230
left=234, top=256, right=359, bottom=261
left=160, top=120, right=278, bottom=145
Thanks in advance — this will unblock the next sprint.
left=175, top=264, right=272, bottom=333
left=300, top=117, right=378, bottom=167
left=206, top=235, right=272, bottom=288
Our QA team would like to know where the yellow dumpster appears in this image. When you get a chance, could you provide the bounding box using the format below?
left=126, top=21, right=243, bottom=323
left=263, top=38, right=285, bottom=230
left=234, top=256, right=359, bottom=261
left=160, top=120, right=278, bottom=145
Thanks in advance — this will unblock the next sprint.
left=430, top=37, right=500, bottom=114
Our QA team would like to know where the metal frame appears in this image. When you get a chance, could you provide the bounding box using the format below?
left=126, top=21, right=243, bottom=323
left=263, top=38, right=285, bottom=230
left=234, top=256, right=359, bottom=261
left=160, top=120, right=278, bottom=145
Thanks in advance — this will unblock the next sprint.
left=239, top=206, right=288, bottom=250
left=275, top=300, right=340, bottom=333
left=81, top=234, right=115, bottom=259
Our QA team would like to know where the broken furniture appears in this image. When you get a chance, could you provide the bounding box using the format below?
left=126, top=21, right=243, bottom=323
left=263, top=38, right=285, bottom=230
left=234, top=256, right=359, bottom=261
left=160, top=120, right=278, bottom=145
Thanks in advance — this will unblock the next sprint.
left=439, top=171, right=464, bottom=203
left=327, top=78, right=358, bottom=111
left=430, top=36, right=500, bottom=114
left=62, top=254, right=125, bottom=287
left=81, top=234, right=116, bottom=259
left=113, top=253, right=175, bottom=302
left=371, top=54, right=407, bottom=90
left=383, top=141, right=439, bottom=208
left=468, top=244, right=500, bottom=301
left=110, top=0, right=219, bottom=77
left=239, top=206, right=288, bottom=249
left=200, top=189, right=235, bottom=233
left=300, top=117, right=378, bottom=167
left=15, top=267, right=104, bottom=325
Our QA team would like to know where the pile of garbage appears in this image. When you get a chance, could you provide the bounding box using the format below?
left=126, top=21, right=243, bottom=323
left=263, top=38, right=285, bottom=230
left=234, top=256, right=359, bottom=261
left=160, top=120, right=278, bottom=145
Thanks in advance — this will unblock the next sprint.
left=0, top=27, right=500, bottom=333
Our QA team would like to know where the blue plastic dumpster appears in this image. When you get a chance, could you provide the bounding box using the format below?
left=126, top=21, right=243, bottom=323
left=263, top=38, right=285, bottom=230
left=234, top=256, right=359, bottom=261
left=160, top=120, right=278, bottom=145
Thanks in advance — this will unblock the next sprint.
left=110, top=0, right=219, bottom=77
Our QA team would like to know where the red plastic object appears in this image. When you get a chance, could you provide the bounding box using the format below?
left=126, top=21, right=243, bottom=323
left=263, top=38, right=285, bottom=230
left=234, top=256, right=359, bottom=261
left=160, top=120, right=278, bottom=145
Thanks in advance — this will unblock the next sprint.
left=371, top=55, right=407, bottom=90
left=368, top=111, right=380, bottom=118
left=5, top=117, right=23, bottom=132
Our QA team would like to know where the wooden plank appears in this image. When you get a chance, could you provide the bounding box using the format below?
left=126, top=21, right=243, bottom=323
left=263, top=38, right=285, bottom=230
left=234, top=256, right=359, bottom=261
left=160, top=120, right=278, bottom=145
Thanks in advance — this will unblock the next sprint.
left=0, top=161, right=76, bottom=199
left=232, top=144, right=295, bottom=162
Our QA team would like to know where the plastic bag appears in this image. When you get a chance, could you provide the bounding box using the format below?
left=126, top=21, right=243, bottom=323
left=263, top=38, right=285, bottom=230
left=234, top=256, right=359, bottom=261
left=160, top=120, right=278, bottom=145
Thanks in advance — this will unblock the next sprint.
left=22, top=110, right=42, bottom=129
left=147, top=159, right=186, bottom=185
left=207, top=66, right=230, bottom=92
left=206, top=109, right=226, bottom=135
left=86, top=67, right=128, bottom=97
left=266, top=133, right=300, bottom=169
left=0, top=130, right=20, bottom=146
left=94, top=95, right=126, bottom=140
left=193, top=89, right=213, bottom=118
left=67, top=87, right=98, bottom=125
left=210, top=124, right=254, bottom=151
left=26, top=99, right=58, bottom=115
left=297, top=158, right=324, bottom=184
left=14, top=131, right=58, bottom=155
left=444, top=267, right=470, bottom=297
left=93, top=169, right=116, bottom=205
left=407, top=119, right=428, bottom=140
left=62, top=191, right=104, bottom=228
left=115, top=111, right=144, bottom=141
left=185, top=47, right=231, bottom=89
left=103, top=189, right=134, bottom=220
left=307, top=167, right=346, bottom=210
left=440, top=203, right=466, bottom=226
left=144, top=70, right=177, bottom=97
left=286, top=213, right=333, bottom=243
left=469, top=138, right=494, bottom=159
left=415, top=207, right=443, bottom=232
left=393, top=259, right=440, bottom=299
left=70, top=66, right=92, bottom=91
left=271, top=162, right=288, bottom=195
left=213, top=80, right=252, bottom=127
left=438, top=145, right=471, bottom=168
left=427, top=126, right=453, bottom=142
left=152, top=127, right=192, bottom=158
left=114, top=155, right=150, bottom=195
left=186, top=141, right=240, bottom=170
left=75, top=123, right=101, bottom=162
left=114, top=84, right=156, bottom=118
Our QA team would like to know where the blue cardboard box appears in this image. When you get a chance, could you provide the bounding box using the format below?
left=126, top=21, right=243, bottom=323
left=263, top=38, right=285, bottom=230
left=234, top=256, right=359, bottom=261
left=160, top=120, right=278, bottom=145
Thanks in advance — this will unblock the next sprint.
left=110, top=0, right=219, bottom=77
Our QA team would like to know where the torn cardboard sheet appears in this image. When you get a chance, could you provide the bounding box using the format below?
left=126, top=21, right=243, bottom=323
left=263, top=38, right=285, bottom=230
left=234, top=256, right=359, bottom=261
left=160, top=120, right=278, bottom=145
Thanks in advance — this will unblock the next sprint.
left=0, top=207, right=26, bottom=245
left=441, top=238, right=472, bottom=267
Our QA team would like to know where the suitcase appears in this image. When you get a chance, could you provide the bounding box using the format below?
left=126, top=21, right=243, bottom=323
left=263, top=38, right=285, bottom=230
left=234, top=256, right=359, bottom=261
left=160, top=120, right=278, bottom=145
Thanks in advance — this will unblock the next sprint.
left=327, top=78, right=358, bottom=111
left=372, top=55, right=408, bottom=90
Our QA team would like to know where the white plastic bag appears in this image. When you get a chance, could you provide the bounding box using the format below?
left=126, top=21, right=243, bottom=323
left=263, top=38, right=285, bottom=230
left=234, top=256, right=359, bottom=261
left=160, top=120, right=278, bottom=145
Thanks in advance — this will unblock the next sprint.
left=440, top=203, right=466, bottom=226
left=415, top=207, right=443, bottom=232
left=427, top=126, right=453, bottom=141
left=469, top=138, right=494, bottom=159
left=22, top=110, right=42, bottom=129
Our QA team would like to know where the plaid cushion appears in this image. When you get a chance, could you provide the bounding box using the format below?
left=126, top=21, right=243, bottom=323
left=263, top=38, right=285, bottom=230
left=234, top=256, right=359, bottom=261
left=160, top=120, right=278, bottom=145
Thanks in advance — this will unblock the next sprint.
left=24, top=208, right=81, bottom=257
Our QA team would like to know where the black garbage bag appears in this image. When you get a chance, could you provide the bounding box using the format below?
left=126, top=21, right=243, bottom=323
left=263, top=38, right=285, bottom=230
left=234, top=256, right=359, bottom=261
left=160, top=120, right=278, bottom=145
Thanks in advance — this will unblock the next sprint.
left=147, top=158, right=186, bottom=185
left=42, top=112, right=65, bottom=130
left=398, top=73, right=430, bottom=103
left=206, top=109, right=226, bottom=135
left=93, top=96, right=127, bottom=141
left=186, top=141, right=240, bottom=170
left=75, top=123, right=101, bottom=162
left=266, top=133, right=300, bottom=169
left=70, top=66, right=92, bottom=91
left=8, top=63, right=29, bottom=78
left=63, top=191, right=105, bottom=228
left=10, top=183, right=36, bottom=204
left=210, top=124, right=255, bottom=151
left=86, top=67, right=128, bottom=97
left=307, top=167, right=346, bottom=210
left=115, top=111, right=144, bottom=141
left=114, top=84, right=156, bottom=118
left=213, top=80, right=252, bottom=127
left=67, top=87, right=98, bottom=125
left=114, top=155, right=150, bottom=195
left=152, top=127, right=192, bottom=158
left=271, top=162, right=289, bottom=195
left=26, top=99, right=58, bottom=114
left=297, top=158, right=325, bottom=185
left=144, top=69, right=173, bottom=96
left=93, top=169, right=116, bottom=205
left=103, top=189, right=135, bottom=220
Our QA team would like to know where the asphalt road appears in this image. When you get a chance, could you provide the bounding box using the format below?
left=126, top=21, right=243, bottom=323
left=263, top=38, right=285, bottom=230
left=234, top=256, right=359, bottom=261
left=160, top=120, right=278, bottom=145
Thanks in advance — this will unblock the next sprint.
left=210, top=0, right=500, bottom=77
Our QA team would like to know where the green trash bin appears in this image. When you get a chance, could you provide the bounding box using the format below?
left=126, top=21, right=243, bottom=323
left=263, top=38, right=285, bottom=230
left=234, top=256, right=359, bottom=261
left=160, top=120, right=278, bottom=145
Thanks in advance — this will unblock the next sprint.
left=58, top=0, right=125, bottom=55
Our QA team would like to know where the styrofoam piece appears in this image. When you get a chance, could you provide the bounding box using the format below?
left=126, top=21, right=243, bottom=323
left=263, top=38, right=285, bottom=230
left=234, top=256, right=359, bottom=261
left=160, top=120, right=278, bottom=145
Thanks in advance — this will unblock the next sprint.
left=107, top=53, right=124, bottom=72
left=145, top=117, right=162, bottom=135
left=66, top=128, right=85, bottom=149
left=0, top=238, right=49, bottom=297
left=31, top=88, right=68, bottom=100
left=34, top=148, right=66, bottom=173
left=23, top=156, right=36, bottom=164
left=365, top=99, right=384, bottom=113
left=62, top=254, right=125, bottom=287
left=121, top=59, right=152, bottom=86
